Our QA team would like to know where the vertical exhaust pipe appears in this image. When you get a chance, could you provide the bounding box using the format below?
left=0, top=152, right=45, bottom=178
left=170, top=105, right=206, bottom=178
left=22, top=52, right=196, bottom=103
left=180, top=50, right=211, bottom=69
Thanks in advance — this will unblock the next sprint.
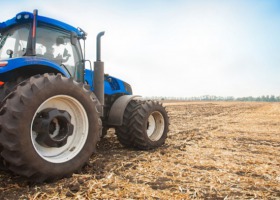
left=31, top=9, right=38, bottom=55
left=94, top=31, right=105, bottom=116
left=26, top=9, right=38, bottom=56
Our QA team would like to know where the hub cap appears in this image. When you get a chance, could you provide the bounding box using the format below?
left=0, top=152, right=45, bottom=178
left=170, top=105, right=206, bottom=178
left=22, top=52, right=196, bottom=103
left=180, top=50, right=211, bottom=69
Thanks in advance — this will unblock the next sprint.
left=146, top=111, right=165, bottom=141
left=33, top=108, right=74, bottom=148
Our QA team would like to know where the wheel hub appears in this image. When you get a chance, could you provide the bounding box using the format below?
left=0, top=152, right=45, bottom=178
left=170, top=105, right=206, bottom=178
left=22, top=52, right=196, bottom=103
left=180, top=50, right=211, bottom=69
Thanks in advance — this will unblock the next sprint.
left=33, top=108, right=74, bottom=147
left=146, top=111, right=165, bottom=141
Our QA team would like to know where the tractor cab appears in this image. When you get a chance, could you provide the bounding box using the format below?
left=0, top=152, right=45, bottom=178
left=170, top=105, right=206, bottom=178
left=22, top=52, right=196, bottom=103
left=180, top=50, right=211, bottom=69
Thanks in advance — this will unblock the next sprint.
left=0, top=10, right=133, bottom=106
left=0, top=11, right=85, bottom=82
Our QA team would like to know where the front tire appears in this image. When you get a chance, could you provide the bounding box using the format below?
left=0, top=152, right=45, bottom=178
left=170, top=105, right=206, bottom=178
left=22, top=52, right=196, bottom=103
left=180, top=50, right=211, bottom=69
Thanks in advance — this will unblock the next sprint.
left=116, top=100, right=169, bottom=150
left=0, top=74, right=101, bottom=181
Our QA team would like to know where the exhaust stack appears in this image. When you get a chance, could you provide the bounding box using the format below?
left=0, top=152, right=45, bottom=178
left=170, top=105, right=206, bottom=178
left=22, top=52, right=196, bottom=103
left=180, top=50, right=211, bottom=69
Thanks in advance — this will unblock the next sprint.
left=25, top=9, right=38, bottom=56
left=94, top=31, right=105, bottom=116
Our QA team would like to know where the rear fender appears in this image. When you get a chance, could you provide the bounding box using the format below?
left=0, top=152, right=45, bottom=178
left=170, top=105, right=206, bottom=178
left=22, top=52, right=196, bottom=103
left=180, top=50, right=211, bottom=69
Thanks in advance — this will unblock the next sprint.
left=107, top=95, right=141, bottom=126
left=0, top=57, right=70, bottom=81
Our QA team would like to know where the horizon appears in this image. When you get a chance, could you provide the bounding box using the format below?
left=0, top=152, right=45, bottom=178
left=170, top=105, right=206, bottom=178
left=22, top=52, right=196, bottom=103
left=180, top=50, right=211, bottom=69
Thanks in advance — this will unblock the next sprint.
left=144, top=94, right=280, bottom=99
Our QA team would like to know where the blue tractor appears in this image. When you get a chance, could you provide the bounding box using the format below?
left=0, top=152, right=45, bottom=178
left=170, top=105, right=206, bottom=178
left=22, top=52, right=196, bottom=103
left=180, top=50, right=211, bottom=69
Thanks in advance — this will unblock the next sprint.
left=0, top=10, right=169, bottom=181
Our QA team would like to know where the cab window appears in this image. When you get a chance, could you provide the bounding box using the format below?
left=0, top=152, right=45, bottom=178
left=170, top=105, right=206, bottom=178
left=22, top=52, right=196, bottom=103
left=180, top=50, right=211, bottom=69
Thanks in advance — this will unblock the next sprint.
left=36, top=25, right=83, bottom=80
left=0, top=25, right=29, bottom=59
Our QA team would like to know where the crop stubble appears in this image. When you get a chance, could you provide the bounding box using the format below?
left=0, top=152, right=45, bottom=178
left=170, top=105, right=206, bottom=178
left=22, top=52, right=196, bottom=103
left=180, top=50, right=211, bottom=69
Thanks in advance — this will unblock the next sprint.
left=0, top=101, right=279, bottom=199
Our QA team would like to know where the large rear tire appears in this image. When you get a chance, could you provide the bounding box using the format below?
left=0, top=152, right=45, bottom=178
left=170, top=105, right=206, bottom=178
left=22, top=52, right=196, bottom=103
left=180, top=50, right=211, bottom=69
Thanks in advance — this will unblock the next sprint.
left=0, top=146, right=6, bottom=171
left=116, top=100, right=169, bottom=150
left=0, top=77, right=26, bottom=102
left=0, top=77, right=26, bottom=170
left=0, top=74, right=101, bottom=181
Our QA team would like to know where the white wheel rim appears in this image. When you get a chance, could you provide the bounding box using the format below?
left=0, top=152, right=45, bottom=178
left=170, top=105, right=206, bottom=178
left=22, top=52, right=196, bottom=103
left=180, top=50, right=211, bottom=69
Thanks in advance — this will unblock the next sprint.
left=147, top=111, right=165, bottom=141
left=31, top=95, right=88, bottom=163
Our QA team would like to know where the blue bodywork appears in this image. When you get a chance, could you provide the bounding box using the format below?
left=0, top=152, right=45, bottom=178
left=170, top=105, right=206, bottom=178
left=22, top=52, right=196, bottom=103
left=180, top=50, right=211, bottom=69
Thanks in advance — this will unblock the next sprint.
left=84, top=69, right=131, bottom=95
left=0, top=57, right=70, bottom=81
left=0, top=11, right=83, bottom=38
left=0, top=11, right=131, bottom=96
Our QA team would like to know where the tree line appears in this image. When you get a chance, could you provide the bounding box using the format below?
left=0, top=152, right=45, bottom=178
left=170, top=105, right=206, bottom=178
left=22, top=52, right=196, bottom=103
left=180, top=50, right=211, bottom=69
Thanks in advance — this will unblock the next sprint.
left=147, top=95, right=280, bottom=102
left=235, top=95, right=280, bottom=102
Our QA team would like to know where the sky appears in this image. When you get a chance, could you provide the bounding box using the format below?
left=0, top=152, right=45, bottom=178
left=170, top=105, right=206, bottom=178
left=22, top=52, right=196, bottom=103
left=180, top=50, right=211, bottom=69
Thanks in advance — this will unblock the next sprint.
left=1, top=0, right=280, bottom=98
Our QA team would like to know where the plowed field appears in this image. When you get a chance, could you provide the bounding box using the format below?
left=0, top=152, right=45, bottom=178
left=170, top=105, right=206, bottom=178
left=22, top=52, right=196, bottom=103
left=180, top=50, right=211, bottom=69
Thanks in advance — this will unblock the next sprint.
left=0, top=101, right=279, bottom=199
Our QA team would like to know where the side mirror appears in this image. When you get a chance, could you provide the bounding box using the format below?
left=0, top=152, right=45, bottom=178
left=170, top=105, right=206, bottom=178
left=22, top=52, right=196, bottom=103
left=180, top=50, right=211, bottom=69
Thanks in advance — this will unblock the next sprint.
left=6, top=49, right=13, bottom=58
left=70, top=31, right=78, bottom=45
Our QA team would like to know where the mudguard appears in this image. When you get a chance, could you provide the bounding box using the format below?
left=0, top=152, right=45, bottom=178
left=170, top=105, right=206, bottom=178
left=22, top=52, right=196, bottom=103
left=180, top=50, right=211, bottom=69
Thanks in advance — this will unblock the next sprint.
left=107, top=95, right=141, bottom=126
left=0, top=57, right=70, bottom=81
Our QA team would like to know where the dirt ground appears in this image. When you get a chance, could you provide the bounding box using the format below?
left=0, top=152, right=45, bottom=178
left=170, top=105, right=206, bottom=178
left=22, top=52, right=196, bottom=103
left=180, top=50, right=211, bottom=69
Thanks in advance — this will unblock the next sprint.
left=0, top=101, right=279, bottom=199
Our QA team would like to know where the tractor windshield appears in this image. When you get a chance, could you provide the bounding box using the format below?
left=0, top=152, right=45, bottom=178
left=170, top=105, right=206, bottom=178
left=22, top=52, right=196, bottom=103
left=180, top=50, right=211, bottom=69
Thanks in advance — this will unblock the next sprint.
left=0, top=24, right=29, bottom=59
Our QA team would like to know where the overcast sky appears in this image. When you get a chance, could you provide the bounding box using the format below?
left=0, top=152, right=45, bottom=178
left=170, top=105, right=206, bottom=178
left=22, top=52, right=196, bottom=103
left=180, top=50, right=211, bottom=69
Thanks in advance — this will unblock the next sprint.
left=1, top=0, right=280, bottom=97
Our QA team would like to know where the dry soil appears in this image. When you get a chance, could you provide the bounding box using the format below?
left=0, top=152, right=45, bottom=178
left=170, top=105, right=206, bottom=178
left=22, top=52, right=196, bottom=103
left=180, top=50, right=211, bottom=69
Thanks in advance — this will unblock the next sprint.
left=0, top=101, right=279, bottom=199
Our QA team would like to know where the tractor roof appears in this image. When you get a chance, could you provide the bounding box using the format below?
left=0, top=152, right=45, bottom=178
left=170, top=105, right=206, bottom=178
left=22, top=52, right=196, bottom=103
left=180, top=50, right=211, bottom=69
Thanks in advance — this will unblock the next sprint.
left=0, top=11, right=85, bottom=38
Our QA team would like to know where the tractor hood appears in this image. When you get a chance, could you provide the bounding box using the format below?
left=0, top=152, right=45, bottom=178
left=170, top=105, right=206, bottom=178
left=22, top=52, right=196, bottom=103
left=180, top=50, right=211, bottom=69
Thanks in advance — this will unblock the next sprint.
left=84, top=69, right=132, bottom=95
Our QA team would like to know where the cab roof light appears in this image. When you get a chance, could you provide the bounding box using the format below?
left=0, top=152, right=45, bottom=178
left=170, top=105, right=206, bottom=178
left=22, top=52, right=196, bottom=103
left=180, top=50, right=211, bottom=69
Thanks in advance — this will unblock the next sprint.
left=24, top=14, right=30, bottom=19
left=16, top=12, right=32, bottom=22
left=0, top=61, right=8, bottom=67
left=16, top=14, right=22, bottom=20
